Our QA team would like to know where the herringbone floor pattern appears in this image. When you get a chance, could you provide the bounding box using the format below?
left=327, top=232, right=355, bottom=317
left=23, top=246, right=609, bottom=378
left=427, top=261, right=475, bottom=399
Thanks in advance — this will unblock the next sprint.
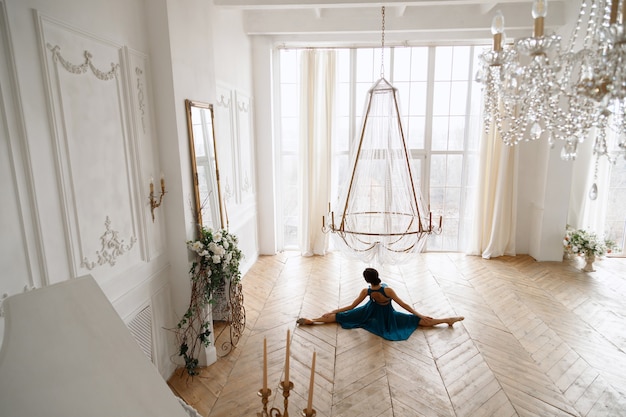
left=168, top=252, right=626, bottom=417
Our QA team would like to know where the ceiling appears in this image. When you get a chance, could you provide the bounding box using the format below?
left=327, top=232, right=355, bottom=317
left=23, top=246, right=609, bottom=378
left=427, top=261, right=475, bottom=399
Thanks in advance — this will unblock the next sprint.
left=213, top=0, right=574, bottom=45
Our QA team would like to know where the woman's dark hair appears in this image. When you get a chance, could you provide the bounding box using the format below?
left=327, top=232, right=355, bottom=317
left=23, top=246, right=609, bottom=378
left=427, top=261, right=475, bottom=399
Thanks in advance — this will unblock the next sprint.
left=363, top=268, right=381, bottom=285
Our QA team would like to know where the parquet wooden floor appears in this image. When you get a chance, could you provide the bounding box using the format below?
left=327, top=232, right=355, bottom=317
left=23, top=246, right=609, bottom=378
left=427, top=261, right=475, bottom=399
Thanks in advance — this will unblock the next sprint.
left=168, top=252, right=626, bottom=417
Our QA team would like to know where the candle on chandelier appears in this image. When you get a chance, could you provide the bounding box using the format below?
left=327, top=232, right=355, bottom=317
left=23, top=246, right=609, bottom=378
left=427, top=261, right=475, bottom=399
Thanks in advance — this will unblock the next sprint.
left=149, top=176, right=154, bottom=195
left=160, top=173, right=165, bottom=193
left=284, top=329, right=290, bottom=384
left=532, top=0, right=547, bottom=38
left=491, top=11, right=504, bottom=52
left=610, top=0, right=619, bottom=24
left=306, top=351, right=316, bottom=413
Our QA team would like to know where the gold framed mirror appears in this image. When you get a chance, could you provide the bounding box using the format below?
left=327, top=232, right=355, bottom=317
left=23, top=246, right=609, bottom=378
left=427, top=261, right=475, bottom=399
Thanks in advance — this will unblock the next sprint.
left=185, top=99, right=224, bottom=230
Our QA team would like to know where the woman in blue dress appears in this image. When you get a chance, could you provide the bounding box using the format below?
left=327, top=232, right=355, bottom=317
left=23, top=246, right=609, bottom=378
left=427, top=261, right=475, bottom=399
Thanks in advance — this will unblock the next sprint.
left=296, top=268, right=464, bottom=341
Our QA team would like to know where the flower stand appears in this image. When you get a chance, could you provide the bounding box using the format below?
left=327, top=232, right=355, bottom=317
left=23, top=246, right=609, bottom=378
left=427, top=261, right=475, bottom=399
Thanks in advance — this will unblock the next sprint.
left=581, top=254, right=596, bottom=272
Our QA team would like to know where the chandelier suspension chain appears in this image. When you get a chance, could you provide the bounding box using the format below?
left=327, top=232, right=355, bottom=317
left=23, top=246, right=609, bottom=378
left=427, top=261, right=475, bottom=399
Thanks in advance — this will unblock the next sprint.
left=380, top=5, right=385, bottom=78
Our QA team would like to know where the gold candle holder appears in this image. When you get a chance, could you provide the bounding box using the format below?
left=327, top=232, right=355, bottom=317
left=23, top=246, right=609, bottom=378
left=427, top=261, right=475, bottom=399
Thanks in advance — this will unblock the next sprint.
left=149, top=175, right=166, bottom=222
left=259, top=331, right=316, bottom=417
left=256, top=382, right=296, bottom=417
left=257, top=388, right=271, bottom=417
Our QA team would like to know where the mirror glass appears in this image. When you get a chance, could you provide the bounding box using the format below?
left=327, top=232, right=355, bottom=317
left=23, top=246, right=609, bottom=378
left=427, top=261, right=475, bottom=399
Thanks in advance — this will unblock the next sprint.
left=185, top=99, right=224, bottom=230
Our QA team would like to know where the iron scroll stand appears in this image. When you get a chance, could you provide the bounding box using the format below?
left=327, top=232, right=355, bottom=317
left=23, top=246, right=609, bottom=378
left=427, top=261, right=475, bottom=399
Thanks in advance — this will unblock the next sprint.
left=213, top=279, right=246, bottom=357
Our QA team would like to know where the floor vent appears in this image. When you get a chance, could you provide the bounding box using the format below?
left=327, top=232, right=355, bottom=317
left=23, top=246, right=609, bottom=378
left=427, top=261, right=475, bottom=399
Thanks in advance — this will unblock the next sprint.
left=127, top=304, right=153, bottom=362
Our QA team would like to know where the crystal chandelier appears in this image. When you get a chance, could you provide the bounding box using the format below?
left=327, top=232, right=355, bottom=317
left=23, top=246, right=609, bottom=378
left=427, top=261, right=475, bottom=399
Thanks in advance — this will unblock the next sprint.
left=322, top=7, right=441, bottom=264
left=477, top=0, right=626, bottom=164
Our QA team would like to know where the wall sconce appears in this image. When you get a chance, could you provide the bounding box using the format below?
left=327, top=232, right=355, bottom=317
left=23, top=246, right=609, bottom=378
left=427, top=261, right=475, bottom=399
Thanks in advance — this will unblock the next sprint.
left=149, top=174, right=166, bottom=222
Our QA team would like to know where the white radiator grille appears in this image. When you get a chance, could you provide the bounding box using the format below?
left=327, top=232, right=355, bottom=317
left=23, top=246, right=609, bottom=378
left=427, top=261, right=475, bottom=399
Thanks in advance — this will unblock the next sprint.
left=127, top=304, right=153, bottom=362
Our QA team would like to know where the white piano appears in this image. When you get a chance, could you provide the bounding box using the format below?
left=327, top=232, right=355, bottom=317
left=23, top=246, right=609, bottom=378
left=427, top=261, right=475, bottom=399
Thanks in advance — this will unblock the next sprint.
left=0, top=276, right=200, bottom=417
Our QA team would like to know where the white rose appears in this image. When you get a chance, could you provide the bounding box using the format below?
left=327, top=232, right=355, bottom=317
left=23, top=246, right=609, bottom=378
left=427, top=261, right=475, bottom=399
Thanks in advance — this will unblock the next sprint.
left=212, top=255, right=221, bottom=264
left=189, top=241, right=204, bottom=252
left=213, top=232, right=223, bottom=243
left=208, top=242, right=219, bottom=253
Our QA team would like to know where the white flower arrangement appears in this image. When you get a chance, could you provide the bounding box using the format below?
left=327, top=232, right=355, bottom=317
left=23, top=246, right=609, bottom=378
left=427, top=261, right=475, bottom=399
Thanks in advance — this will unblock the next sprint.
left=174, top=226, right=243, bottom=375
left=186, top=227, right=242, bottom=285
left=563, top=227, right=616, bottom=258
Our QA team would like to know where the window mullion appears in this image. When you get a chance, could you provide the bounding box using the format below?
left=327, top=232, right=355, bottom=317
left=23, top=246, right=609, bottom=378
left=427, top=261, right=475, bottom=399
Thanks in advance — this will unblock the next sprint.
left=423, top=46, right=436, bottom=207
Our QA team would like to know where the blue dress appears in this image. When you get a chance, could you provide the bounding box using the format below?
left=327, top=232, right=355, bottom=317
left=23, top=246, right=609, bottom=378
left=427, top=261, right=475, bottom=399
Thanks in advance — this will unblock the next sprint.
left=336, top=284, right=421, bottom=341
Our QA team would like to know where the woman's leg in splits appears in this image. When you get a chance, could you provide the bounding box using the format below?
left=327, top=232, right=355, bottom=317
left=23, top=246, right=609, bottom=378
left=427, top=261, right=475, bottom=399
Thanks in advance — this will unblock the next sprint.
left=418, top=316, right=464, bottom=327
left=297, top=312, right=337, bottom=325
left=297, top=313, right=464, bottom=327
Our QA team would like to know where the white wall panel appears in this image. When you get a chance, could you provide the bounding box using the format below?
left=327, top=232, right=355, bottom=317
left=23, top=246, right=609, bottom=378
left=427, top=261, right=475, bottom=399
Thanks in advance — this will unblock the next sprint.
left=122, top=46, right=166, bottom=261
left=37, top=15, right=142, bottom=280
left=235, top=91, right=255, bottom=200
left=214, top=83, right=237, bottom=218
left=0, top=1, right=44, bottom=345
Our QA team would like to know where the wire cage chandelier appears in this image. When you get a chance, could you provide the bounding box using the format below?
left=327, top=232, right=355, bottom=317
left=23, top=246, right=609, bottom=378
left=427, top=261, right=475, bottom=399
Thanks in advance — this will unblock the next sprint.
left=476, top=0, right=626, bottom=172
left=322, top=6, right=441, bottom=265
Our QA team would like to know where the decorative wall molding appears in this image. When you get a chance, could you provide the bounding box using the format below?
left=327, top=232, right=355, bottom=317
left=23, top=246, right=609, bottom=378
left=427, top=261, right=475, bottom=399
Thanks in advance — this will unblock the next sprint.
left=80, top=217, right=137, bottom=270
left=135, top=67, right=146, bottom=134
left=235, top=91, right=255, bottom=198
left=1, top=3, right=47, bottom=288
left=237, top=100, right=248, bottom=113
left=47, top=44, right=119, bottom=80
left=123, top=46, right=163, bottom=263
left=214, top=84, right=237, bottom=205
left=38, top=15, right=144, bottom=278
left=216, top=93, right=231, bottom=108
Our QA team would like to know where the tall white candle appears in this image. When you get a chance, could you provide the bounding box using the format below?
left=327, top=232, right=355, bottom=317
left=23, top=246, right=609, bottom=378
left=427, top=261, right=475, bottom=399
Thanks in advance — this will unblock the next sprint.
left=263, top=338, right=268, bottom=392
left=306, top=351, right=316, bottom=413
left=284, top=329, right=290, bottom=384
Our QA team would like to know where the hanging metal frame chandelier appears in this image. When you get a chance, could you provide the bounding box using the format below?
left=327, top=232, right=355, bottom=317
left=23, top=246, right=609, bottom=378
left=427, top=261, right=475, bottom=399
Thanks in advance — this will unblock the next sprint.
left=322, top=6, right=441, bottom=264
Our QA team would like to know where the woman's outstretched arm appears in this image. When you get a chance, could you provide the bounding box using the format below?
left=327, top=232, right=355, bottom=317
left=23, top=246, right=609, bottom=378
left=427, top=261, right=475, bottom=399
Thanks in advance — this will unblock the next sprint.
left=328, top=288, right=368, bottom=314
left=297, top=288, right=368, bottom=324
left=385, top=287, right=464, bottom=327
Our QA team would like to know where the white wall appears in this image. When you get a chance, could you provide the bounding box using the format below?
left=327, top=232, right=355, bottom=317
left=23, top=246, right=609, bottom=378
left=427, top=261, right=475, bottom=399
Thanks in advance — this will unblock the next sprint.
left=210, top=7, right=260, bottom=267
left=0, top=0, right=179, bottom=377
left=0, top=0, right=259, bottom=380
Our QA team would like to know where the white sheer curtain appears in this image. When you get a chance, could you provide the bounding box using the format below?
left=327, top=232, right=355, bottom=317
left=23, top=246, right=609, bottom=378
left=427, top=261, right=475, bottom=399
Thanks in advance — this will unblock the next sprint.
left=567, top=130, right=610, bottom=232
left=467, top=125, right=518, bottom=259
left=299, top=49, right=336, bottom=256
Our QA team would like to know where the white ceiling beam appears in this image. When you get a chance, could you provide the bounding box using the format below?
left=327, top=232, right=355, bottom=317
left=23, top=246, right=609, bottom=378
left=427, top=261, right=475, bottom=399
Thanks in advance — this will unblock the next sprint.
left=214, top=0, right=534, bottom=9
left=241, top=2, right=566, bottom=38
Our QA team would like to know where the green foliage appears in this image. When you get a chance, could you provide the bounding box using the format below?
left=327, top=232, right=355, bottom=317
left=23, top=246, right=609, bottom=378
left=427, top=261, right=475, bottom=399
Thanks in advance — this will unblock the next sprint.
left=173, top=227, right=243, bottom=376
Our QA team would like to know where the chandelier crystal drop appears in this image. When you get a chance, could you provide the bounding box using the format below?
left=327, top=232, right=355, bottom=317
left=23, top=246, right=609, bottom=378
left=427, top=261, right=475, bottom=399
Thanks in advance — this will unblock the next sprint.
left=477, top=0, right=626, bottom=165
